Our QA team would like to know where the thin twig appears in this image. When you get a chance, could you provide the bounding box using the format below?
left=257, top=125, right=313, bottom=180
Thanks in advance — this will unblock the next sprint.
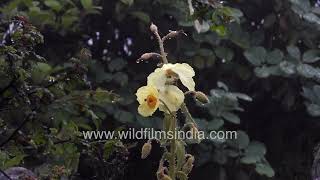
left=0, top=113, right=33, bottom=147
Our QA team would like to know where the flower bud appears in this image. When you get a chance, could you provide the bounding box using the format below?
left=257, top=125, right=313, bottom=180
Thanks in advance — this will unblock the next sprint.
left=182, top=155, right=195, bottom=174
left=160, top=174, right=172, bottom=180
left=137, top=53, right=161, bottom=63
left=141, top=142, right=152, bottom=159
left=163, top=30, right=187, bottom=41
left=150, top=23, right=158, bottom=33
left=194, top=91, right=210, bottom=104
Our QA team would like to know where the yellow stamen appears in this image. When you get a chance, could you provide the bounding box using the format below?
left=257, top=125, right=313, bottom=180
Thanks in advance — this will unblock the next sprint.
left=146, top=95, right=157, bottom=108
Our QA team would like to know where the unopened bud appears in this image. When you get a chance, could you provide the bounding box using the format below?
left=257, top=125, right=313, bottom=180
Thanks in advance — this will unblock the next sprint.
left=182, top=156, right=195, bottom=174
left=194, top=91, right=210, bottom=104
left=150, top=23, right=158, bottom=33
left=141, top=142, right=152, bottom=159
left=163, top=30, right=187, bottom=41
left=137, top=53, right=161, bottom=63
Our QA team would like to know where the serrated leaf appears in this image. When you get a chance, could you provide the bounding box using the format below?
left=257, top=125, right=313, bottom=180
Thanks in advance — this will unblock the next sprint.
left=44, top=0, right=62, bottom=11
left=244, top=46, right=267, bottom=66
left=287, top=46, right=301, bottom=60
left=215, top=47, right=234, bottom=62
left=255, top=163, right=275, bottom=177
left=266, top=49, right=283, bottom=65
left=303, top=49, right=320, bottom=63
left=80, top=0, right=93, bottom=9
left=207, top=118, right=224, bottom=130
left=221, top=112, right=240, bottom=124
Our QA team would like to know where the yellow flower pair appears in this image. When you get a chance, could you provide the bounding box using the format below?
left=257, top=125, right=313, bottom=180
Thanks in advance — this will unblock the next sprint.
left=136, top=63, right=195, bottom=117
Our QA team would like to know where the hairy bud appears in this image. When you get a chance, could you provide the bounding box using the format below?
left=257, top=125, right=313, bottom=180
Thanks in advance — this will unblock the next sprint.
left=194, top=91, right=210, bottom=104
left=160, top=174, right=172, bottom=180
left=137, top=53, right=161, bottom=63
left=182, top=155, right=195, bottom=174
left=163, top=30, right=187, bottom=41
left=150, top=23, right=158, bottom=33
left=141, top=142, right=152, bottom=159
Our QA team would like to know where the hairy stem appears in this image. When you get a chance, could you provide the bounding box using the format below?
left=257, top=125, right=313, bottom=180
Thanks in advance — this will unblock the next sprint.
left=169, top=114, right=176, bottom=180
left=154, top=31, right=168, bottom=64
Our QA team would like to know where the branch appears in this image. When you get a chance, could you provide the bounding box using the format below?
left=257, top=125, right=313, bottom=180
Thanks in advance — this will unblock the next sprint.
left=0, top=113, right=34, bottom=147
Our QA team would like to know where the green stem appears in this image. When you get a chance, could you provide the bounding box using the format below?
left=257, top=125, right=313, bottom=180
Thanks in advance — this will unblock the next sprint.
left=169, top=114, right=176, bottom=180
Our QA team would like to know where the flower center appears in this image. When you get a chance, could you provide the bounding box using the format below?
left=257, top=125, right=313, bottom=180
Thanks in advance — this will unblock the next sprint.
left=146, top=94, right=157, bottom=108
left=165, top=69, right=178, bottom=79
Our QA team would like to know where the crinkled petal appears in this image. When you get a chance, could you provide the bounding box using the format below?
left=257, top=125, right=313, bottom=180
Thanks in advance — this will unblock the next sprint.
left=136, top=85, right=159, bottom=104
left=147, top=69, right=167, bottom=89
left=159, top=85, right=185, bottom=112
left=163, top=63, right=196, bottom=91
left=138, top=103, right=157, bottom=117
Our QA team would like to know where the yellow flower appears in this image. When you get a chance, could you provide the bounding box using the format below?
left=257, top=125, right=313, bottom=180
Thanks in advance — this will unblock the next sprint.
left=158, top=85, right=185, bottom=113
left=136, top=85, right=160, bottom=117
left=148, top=63, right=195, bottom=91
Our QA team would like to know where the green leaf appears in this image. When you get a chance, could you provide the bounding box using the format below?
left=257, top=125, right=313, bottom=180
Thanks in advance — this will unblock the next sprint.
left=255, top=163, right=275, bottom=177
left=221, top=112, right=240, bottom=124
left=303, top=49, right=320, bottom=63
left=244, top=46, right=267, bottom=66
left=114, top=110, right=134, bottom=123
left=279, top=61, right=296, bottom=75
left=108, top=58, right=127, bottom=72
left=211, top=25, right=227, bottom=37
left=228, top=130, right=250, bottom=149
left=130, top=11, right=150, bottom=23
left=287, top=46, right=301, bottom=60
left=297, top=64, right=320, bottom=79
left=215, top=47, right=234, bottom=62
left=266, top=49, right=284, bottom=65
left=207, top=118, right=224, bottom=130
left=31, top=62, right=52, bottom=84
left=240, top=155, right=261, bottom=164
left=80, top=0, right=93, bottom=9
left=121, top=0, right=134, bottom=6
left=44, top=0, right=62, bottom=11
left=245, top=141, right=267, bottom=157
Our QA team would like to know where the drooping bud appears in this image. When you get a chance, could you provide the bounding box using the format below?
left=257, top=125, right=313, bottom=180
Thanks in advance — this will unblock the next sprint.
left=150, top=23, right=158, bottom=33
left=194, top=91, right=210, bottom=104
left=141, top=142, right=152, bottom=159
left=182, top=155, right=195, bottom=174
left=137, top=52, right=161, bottom=63
left=162, top=30, right=187, bottom=41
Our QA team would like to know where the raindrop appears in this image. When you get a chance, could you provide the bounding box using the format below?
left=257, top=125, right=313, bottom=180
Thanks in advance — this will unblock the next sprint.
left=103, top=49, right=108, bottom=55
left=87, top=38, right=93, bottom=46
left=251, top=21, right=255, bottom=26
left=107, top=39, right=111, bottom=44
left=96, top=32, right=100, bottom=40
left=126, top=37, right=133, bottom=46
left=114, top=29, right=120, bottom=40
left=260, top=19, right=265, bottom=24
left=222, top=59, right=226, bottom=63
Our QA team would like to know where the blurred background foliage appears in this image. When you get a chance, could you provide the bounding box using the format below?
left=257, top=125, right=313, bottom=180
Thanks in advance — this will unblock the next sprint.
left=0, top=0, right=320, bottom=179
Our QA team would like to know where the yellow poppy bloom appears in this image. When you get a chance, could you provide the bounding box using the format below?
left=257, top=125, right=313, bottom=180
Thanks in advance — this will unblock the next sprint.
left=158, top=85, right=185, bottom=113
left=148, top=63, right=195, bottom=91
left=136, top=85, right=160, bottom=117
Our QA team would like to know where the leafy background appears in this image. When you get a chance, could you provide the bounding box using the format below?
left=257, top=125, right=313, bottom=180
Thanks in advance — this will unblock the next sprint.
left=0, top=0, right=320, bottom=179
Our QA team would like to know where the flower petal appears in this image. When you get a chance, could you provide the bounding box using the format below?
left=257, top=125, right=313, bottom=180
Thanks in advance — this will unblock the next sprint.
left=147, top=69, right=167, bottom=89
left=163, top=63, right=196, bottom=91
left=138, top=103, right=157, bottom=117
left=159, top=85, right=185, bottom=112
left=136, top=85, right=159, bottom=104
